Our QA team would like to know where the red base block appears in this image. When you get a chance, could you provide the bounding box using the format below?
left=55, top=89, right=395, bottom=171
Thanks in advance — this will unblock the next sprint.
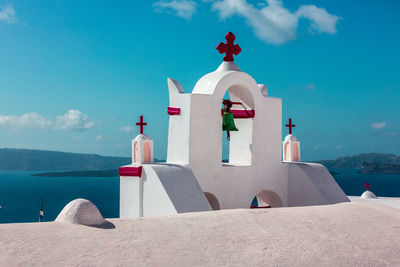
left=250, top=205, right=271, bottom=209
left=167, top=107, right=181, bottom=115
left=118, top=166, right=143, bottom=177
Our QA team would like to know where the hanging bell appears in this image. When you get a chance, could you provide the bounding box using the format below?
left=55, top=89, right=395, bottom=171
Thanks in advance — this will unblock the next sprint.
left=222, top=111, right=239, bottom=131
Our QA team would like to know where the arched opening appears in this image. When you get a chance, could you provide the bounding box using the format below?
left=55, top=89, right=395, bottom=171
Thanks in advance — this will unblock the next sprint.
left=284, top=142, right=290, bottom=161
left=134, top=141, right=139, bottom=163
left=204, top=192, right=220, bottom=210
left=292, top=143, right=299, bottom=161
left=250, top=190, right=283, bottom=208
left=221, top=85, right=255, bottom=166
left=143, top=142, right=151, bottom=162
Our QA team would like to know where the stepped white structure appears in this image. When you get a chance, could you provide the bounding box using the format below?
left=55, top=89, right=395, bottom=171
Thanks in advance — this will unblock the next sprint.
left=119, top=32, right=349, bottom=218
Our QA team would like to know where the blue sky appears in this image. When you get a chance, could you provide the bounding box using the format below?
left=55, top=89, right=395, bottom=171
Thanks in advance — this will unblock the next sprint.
left=0, top=0, right=399, bottom=161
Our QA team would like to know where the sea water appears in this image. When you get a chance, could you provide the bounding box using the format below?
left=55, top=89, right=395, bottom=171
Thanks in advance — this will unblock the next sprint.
left=0, top=170, right=399, bottom=223
left=333, top=169, right=400, bottom=197
left=0, top=171, right=119, bottom=223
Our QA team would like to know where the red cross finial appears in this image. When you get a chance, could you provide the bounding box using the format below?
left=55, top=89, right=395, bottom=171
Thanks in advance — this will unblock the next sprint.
left=285, top=118, right=295, bottom=134
left=364, top=181, right=370, bottom=191
left=136, top=115, right=147, bottom=134
left=216, top=32, right=241, bottom=62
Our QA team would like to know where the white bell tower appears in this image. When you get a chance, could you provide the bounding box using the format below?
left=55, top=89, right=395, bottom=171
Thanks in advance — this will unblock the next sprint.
left=283, top=118, right=301, bottom=162
left=132, top=116, right=154, bottom=164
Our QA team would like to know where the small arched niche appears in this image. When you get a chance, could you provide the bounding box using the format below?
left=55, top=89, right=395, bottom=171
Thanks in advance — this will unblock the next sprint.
left=143, top=141, right=151, bottom=162
left=134, top=141, right=139, bottom=163
left=292, top=143, right=299, bottom=161
left=250, top=190, right=283, bottom=208
left=221, top=85, right=255, bottom=166
left=204, top=192, right=220, bottom=210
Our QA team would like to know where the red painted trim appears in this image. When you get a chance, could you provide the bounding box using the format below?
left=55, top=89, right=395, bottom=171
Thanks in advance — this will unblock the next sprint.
left=250, top=205, right=271, bottom=209
left=167, top=107, right=181, bottom=115
left=119, top=166, right=143, bottom=177
left=221, top=109, right=255, bottom=119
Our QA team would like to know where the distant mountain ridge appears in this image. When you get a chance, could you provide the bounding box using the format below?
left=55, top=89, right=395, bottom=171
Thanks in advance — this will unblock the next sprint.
left=360, top=163, right=400, bottom=175
left=0, top=149, right=399, bottom=173
left=0, top=149, right=131, bottom=171
left=316, top=153, right=400, bottom=170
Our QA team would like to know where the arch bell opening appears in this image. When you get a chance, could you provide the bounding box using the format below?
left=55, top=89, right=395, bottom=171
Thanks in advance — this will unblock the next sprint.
left=221, top=84, right=255, bottom=166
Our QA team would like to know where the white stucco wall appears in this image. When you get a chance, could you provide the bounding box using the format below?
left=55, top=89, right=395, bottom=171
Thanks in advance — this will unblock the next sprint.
left=166, top=78, right=191, bottom=164
left=182, top=63, right=285, bottom=209
left=120, top=163, right=211, bottom=218
left=120, top=175, right=141, bottom=218
left=284, top=162, right=349, bottom=206
left=120, top=165, right=177, bottom=218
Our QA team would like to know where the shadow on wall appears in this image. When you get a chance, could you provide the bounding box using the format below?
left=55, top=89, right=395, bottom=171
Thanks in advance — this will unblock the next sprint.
left=204, top=192, right=220, bottom=210
left=250, top=190, right=283, bottom=208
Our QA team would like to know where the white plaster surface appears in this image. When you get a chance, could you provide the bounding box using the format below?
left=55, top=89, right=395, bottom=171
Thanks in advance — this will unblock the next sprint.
left=166, top=78, right=191, bottom=164
left=120, top=175, right=142, bottom=218
left=349, top=196, right=400, bottom=210
left=55, top=198, right=107, bottom=226
left=1, top=203, right=400, bottom=266
left=285, top=162, right=349, bottom=206
left=120, top=163, right=211, bottom=218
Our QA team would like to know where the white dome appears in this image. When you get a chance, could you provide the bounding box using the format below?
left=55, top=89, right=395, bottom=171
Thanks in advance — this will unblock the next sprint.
left=215, top=61, right=241, bottom=72
left=284, top=134, right=298, bottom=142
left=360, top=191, right=377, bottom=199
left=55, top=198, right=107, bottom=226
left=134, top=134, right=152, bottom=141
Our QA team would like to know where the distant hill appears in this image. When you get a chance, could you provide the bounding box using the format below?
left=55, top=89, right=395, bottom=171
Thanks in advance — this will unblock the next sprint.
left=360, top=163, right=400, bottom=175
left=0, top=149, right=131, bottom=171
left=316, top=153, right=400, bottom=170
left=1, top=149, right=399, bottom=174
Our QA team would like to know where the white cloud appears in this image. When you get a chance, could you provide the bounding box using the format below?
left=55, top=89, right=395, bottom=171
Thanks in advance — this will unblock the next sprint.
left=55, top=110, right=94, bottom=131
left=313, top=144, right=322, bottom=150
left=0, top=113, right=51, bottom=129
left=0, top=110, right=95, bottom=131
left=94, top=134, right=103, bottom=141
left=296, top=5, right=339, bottom=34
left=370, top=121, right=387, bottom=129
left=380, top=131, right=399, bottom=136
left=153, top=0, right=197, bottom=20
left=120, top=125, right=134, bottom=133
left=0, top=4, right=17, bottom=24
left=299, top=83, right=316, bottom=91
left=212, top=0, right=340, bottom=44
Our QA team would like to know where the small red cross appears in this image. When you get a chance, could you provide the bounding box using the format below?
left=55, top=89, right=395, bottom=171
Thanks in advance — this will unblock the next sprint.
left=285, top=118, right=295, bottom=134
left=136, top=116, right=147, bottom=134
left=216, top=32, right=241, bottom=62
left=364, top=181, right=370, bottom=191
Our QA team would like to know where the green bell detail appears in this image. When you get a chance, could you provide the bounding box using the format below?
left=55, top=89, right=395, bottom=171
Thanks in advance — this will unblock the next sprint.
left=222, top=111, right=238, bottom=131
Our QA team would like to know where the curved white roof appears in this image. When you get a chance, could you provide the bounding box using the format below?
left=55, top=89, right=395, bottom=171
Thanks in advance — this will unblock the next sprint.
left=361, top=191, right=377, bottom=199
left=134, top=134, right=152, bottom=141
left=284, top=134, right=298, bottom=142
left=191, top=61, right=260, bottom=97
